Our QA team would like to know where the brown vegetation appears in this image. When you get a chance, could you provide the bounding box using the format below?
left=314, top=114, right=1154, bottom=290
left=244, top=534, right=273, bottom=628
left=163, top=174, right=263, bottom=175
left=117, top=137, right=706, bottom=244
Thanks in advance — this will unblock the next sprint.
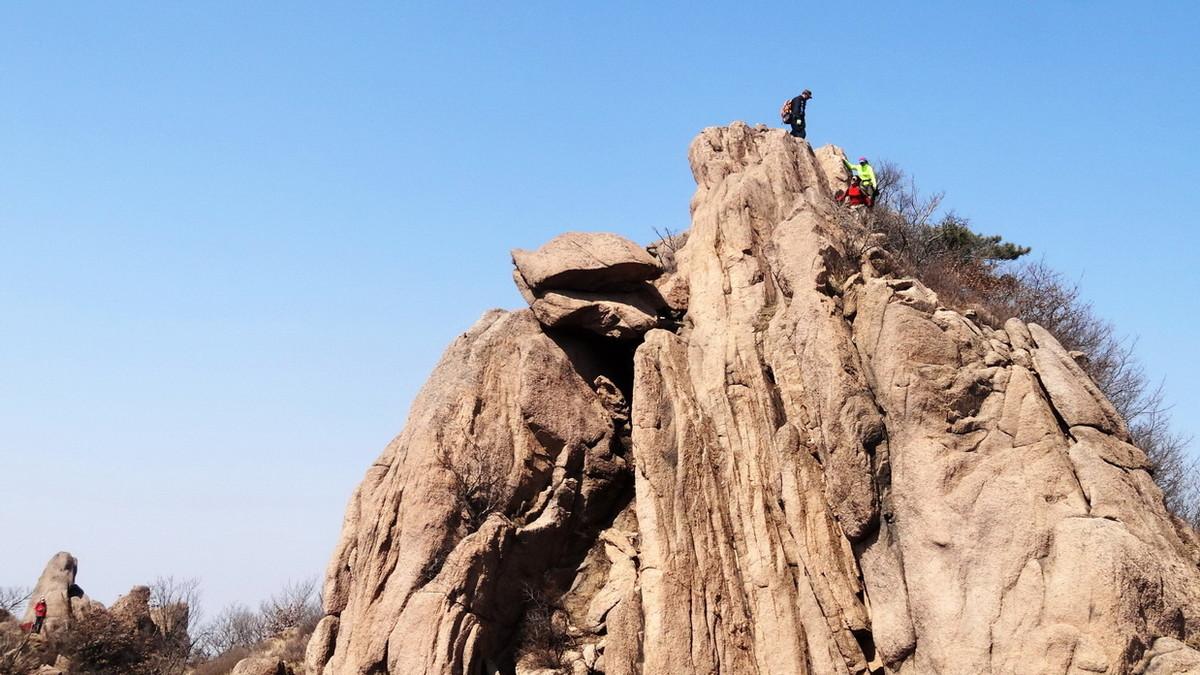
left=514, top=582, right=582, bottom=674
left=193, top=577, right=321, bottom=668
left=0, top=588, right=30, bottom=617
left=435, top=430, right=510, bottom=533
left=0, top=577, right=320, bottom=675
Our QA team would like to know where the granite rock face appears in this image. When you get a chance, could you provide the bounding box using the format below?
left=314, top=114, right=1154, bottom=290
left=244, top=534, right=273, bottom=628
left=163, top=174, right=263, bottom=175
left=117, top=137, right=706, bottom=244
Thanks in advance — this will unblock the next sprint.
left=310, top=123, right=1200, bottom=675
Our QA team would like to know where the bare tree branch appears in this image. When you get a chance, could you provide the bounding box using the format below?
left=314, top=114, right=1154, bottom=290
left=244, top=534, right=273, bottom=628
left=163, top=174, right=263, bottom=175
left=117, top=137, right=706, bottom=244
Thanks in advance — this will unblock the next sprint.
left=0, top=586, right=31, bottom=616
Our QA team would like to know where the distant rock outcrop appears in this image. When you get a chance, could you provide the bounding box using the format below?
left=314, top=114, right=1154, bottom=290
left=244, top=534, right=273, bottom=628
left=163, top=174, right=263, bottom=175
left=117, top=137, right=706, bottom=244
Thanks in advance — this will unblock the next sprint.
left=2, top=553, right=191, bottom=673
left=308, top=123, right=1200, bottom=674
left=20, top=553, right=102, bottom=633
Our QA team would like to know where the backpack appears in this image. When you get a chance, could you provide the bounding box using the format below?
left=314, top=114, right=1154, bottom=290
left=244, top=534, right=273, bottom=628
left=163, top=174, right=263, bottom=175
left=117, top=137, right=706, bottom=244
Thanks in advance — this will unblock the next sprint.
left=780, top=99, right=794, bottom=124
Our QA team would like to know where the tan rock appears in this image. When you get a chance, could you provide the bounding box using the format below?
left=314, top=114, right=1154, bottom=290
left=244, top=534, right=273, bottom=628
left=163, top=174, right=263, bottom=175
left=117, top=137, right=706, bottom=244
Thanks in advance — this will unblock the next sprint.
left=528, top=286, right=662, bottom=340
left=512, top=232, right=662, bottom=292
left=1029, top=322, right=1130, bottom=438
left=311, top=124, right=1200, bottom=675
left=309, top=309, right=629, bottom=674
left=512, top=239, right=667, bottom=339
left=109, top=585, right=155, bottom=634
left=814, top=143, right=851, bottom=191
left=22, top=552, right=95, bottom=633
left=1143, top=637, right=1200, bottom=674
left=304, top=615, right=338, bottom=671
left=852, top=263, right=1198, bottom=672
left=231, top=655, right=291, bottom=675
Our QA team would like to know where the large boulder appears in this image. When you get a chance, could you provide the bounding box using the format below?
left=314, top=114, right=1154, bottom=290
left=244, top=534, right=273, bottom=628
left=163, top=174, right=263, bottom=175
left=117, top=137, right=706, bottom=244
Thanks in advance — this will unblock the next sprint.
left=512, top=233, right=667, bottom=339
left=1142, top=637, right=1200, bottom=674
left=231, top=655, right=292, bottom=675
left=512, top=232, right=662, bottom=292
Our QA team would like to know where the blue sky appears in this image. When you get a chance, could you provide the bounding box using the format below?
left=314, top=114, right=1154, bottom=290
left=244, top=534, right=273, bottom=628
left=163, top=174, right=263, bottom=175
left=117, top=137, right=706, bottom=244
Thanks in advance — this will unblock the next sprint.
left=2, top=3, right=1197, bottom=615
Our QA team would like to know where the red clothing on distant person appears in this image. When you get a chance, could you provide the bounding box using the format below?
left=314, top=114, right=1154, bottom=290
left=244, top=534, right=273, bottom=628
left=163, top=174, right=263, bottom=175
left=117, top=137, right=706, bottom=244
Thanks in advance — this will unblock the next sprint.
left=34, top=601, right=47, bottom=618
left=840, top=183, right=869, bottom=206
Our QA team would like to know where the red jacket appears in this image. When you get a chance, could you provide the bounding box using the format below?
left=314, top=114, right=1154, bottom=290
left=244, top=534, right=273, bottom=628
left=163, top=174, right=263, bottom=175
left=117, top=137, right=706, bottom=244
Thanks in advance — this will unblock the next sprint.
left=34, top=601, right=47, bottom=617
left=842, top=184, right=869, bottom=206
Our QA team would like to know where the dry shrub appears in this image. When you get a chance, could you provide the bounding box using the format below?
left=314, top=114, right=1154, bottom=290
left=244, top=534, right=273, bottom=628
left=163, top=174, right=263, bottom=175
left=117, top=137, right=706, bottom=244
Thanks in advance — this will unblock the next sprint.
left=515, top=583, right=574, bottom=672
left=649, top=227, right=688, bottom=273
left=0, top=619, right=46, bottom=674
left=192, top=577, right=321, bottom=670
left=258, top=579, right=321, bottom=639
left=197, top=604, right=264, bottom=658
left=435, top=428, right=510, bottom=533
left=0, top=587, right=30, bottom=616
left=47, top=608, right=166, bottom=675
left=194, top=578, right=321, bottom=658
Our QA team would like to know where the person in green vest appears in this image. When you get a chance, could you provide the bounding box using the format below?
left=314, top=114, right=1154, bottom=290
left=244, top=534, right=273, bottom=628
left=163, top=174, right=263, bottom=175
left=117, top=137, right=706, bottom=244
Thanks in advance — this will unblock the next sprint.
left=844, top=156, right=878, bottom=202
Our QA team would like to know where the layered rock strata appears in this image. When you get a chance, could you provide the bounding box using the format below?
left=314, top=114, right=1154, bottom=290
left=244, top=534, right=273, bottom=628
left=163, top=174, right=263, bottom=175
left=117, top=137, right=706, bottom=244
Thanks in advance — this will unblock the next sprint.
left=309, top=123, right=1200, bottom=675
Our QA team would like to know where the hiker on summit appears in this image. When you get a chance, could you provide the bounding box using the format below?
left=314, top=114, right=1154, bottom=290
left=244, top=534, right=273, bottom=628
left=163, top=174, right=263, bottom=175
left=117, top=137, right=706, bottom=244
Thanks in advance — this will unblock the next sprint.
left=32, top=597, right=47, bottom=634
left=781, top=89, right=812, bottom=138
left=845, top=156, right=877, bottom=200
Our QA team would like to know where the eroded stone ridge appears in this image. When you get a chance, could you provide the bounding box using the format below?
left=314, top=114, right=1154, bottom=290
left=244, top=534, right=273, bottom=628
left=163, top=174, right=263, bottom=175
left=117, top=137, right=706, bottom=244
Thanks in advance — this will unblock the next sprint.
left=310, top=123, right=1200, bottom=675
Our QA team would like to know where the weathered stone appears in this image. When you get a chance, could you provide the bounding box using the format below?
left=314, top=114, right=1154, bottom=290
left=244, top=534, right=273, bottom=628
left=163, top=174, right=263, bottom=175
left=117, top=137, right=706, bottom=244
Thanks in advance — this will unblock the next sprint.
left=108, top=585, right=151, bottom=619
left=22, top=552, right=93, bottom=633
left=311, top=124, right=1200, bottom=675
left=512, top=241, right=667, bottom=339
left=852, top=259, right=1198, bottom=672
left=304, top=615, right=338, bottom=671
left=1143, top=637, right=1200, bottom=674
left=309, top=309, right=629, bottom=674
left=814, top=144, right=851, bottom=190
left=529, top=286, right=662, bottom=340
left=512, top=232, right=662, bottom=292
left=1029, top=322, right=1130, bottom=438
left=109, top=585, right=155, bottom=634
left=231, top=655, right=290, bottom=675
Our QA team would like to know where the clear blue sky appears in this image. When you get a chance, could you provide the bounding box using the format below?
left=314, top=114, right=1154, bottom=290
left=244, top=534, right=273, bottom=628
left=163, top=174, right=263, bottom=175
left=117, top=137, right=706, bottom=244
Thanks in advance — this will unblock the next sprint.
left=3, top=2, right=1197, bottom=616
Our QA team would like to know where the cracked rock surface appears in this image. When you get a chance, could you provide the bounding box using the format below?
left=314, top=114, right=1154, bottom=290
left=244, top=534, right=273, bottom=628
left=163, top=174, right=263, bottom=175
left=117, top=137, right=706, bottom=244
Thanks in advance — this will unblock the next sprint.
left=309, top=123, right=1200, bottom=675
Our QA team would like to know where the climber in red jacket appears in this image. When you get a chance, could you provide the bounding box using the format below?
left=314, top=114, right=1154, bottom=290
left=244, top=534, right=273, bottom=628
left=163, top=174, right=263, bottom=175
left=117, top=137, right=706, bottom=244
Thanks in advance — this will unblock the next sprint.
left=32, top=597, right=47, bottom=634
left=836, top=176, right=871, bottom=208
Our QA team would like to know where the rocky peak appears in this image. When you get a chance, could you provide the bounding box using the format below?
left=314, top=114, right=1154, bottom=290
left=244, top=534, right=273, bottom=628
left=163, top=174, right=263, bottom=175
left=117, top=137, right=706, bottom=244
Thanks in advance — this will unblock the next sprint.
left=17, top=554, right=189, bottom=638
left=307, top=123, right=1200, bottom=675
left=20, top=552, right=102, bottom=634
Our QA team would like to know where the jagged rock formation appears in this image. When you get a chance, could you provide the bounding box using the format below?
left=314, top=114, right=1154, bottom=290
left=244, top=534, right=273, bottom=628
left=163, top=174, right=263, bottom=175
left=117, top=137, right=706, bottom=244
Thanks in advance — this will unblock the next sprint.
left=2, top=553, right=190, bottom=674
left=309, top=123, right=1200, bottom=674
left=20, top=553, right=103, bottom=633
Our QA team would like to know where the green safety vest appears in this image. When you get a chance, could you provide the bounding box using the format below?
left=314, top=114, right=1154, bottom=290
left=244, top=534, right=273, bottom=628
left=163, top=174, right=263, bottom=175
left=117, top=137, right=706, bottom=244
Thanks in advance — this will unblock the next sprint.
left=858, top=163, right=877, bottom=187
